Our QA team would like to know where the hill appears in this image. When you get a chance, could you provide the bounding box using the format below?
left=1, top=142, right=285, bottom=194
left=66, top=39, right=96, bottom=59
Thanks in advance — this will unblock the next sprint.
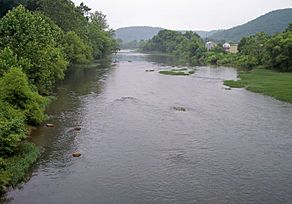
left=115, top=26, right=163, bottom=42
left=209, top=8, right=292, bottom=42
left=115, top=26, right=220, bottom=42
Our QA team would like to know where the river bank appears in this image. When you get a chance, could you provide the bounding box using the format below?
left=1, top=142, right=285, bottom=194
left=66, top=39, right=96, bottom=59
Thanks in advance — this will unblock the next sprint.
left=224, top=68, right=292, bottom=103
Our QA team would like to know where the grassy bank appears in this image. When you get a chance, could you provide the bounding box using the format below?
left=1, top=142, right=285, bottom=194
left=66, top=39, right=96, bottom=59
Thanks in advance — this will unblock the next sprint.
left=0, top=143, right=39, bottom=194
left=224, top=69, right=292, bottom=103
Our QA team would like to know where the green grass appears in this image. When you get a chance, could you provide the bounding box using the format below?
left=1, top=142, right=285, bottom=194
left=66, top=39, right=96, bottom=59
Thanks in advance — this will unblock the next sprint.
left=171, top=68, right=188, bottom=71
left=0, top=143, right=39, bottom=193
left=159, top=68, right=195, bottom=76
left=224, top=69, right=292, bottom=103
left=224, top=80, right=246, bottom=88
left=159, top=70, right=189, bottom=76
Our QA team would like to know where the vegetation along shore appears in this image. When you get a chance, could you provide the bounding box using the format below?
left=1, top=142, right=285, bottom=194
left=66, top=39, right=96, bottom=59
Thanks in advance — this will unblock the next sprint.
left=0, top=0, right=118, bottom=193
left=139, top=24, right=292, bottom=102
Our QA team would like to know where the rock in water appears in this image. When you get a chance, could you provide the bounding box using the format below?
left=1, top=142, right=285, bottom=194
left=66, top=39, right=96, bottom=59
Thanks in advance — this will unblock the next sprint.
left=73, top=152, right=81, bottom=157
left=74, top=127, right=81, bottom=131
left=46, top=124, right=54, bottom=128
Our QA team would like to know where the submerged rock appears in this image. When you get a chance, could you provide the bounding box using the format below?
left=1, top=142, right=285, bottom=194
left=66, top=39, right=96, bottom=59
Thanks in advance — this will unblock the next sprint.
left=225, top=87, right=232, bottom=90
left=145, top=69, right=155, bottom=72
left=74, top=127, right=81, bottom=131
left=72, top=152, right=81, bottom=157
left=173, top=107, right=187, bottom=112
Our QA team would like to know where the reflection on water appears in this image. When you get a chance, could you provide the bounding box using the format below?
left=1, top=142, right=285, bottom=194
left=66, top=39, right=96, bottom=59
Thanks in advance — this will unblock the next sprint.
left=4, top=51, right=292, bottom=204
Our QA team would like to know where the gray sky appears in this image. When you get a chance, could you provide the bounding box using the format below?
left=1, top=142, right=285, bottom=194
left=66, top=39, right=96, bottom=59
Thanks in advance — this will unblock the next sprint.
left=72, top=0, right=291, bottom=30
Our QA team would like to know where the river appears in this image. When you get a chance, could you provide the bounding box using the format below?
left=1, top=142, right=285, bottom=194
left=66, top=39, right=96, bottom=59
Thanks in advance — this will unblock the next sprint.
left=4, top=51, right=292, bottom=204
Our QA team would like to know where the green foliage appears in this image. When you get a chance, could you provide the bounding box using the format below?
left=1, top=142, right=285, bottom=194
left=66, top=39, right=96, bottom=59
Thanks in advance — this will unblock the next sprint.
left=87, top=20, right=118, bottom=59
left=119, top=40, right=143, bottom=49
left=0, top=0, right=118, bottom=194
left=4, top=143, right=39, bottom=185
left=63, top=31, right=93, bottom=64
left=285, top=23, right=292, bottom=32
left=224, top=80, right=246, bottom=88
left=0, top=102, right=26, bottom=156
left=0, top=5, right=69, bottom=94
left=32, top=0, right=89, bottom=39
left=205, top=48, right=258, bottom=69
left=0, top=68, right=47, bottom=125
left=238, top=32, right=269, bottom=65
left=0, top=143, right=39, bottom=193
left=141, top=30, right=205, bottom=65
left=0, top=47, right=31, bottom=77
left=265, top=31, right=292, bottom=72
left=159, top=70, right=190, bottom=76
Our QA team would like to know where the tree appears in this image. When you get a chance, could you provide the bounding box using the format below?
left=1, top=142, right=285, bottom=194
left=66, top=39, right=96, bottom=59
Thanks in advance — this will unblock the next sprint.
left=266, top=31, right=292, bottom=71
left=32, top=0, right=89, bottom=39
left=0, top=67, right=47, bottom=125
left=89, top=11, right=109, bottom=30
left=238, top=32, right=269, bottom=65
left=85, top=11, right=118, bottom=59
left=0, top=5, right=69, bottom=94
left=63, top=31, right=93, bottom=64
left=0, top=101, right=26, bottom=155
left=285, top=23, right=292, bottom=32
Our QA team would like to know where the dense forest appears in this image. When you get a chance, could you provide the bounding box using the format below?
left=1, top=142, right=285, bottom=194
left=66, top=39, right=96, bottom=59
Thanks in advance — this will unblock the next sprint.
left=209, top=8, right=292, bottom=42
left=0, top=0, right=118, bottom=193
left=140, top=24, right=292, bottom=72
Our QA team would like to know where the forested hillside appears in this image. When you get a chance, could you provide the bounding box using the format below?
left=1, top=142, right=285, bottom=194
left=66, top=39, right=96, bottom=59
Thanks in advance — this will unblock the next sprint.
left=209, top=8, right=292, bottom=42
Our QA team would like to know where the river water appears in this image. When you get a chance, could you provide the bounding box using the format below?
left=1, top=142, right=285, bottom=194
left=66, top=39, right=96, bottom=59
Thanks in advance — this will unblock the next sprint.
left=4, top=51, right=292, bottom=204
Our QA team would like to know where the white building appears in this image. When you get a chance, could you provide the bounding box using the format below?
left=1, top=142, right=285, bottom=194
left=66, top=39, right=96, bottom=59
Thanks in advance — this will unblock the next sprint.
left=223, top=43, right=231, bottom=52
left=206, top=41, right=217, bottom=51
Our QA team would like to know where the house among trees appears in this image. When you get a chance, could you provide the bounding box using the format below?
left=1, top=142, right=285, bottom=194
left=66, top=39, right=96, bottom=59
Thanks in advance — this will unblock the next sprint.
left=223, top=42, right=238, bottom=53
left=229, top=44, right=238, bottom=53
left=206, top=41, right=217, bottom=51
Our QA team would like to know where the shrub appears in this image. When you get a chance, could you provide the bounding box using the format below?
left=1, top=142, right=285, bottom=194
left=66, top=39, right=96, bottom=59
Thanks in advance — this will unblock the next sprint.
left=0, top=68, right=47, bottom=125
left=0, top=102, right=26, bottom=156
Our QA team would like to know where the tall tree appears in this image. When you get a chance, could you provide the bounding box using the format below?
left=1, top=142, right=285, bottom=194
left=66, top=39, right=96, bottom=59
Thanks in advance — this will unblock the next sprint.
left=0, top=5, right=68, bottom=94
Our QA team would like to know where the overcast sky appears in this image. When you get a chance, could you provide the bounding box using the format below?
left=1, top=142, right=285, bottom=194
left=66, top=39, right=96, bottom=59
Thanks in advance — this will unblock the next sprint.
left=72, top=0, right=291, bottom=30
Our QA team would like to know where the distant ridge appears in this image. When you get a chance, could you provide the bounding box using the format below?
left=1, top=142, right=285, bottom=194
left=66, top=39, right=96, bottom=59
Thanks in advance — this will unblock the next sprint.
left=115, top=26, right=163, bottom=42
left=209, top=8, right=292, bottom=42
left=115, top=26, right=219, bottom=42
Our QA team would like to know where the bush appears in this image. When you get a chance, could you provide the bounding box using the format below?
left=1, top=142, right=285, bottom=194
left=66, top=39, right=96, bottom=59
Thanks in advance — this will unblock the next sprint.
left=0, top=102, right=26, bottom=156
left=0, top=68, right=47, bottom=125
left=0, top=143, right=39, bottom=193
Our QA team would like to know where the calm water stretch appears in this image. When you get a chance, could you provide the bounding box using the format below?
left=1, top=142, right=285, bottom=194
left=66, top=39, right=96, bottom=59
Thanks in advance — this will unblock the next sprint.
left=4, top=51, right=292, bottom=204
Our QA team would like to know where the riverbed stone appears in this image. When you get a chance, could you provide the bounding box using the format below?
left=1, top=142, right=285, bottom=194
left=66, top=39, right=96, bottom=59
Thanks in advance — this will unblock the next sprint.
left=72, top=152, right=81, bottom=157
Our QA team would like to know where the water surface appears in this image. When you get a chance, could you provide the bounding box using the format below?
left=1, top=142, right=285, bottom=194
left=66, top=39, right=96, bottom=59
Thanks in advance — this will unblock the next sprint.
left=5, top=51, right=292, bottom=204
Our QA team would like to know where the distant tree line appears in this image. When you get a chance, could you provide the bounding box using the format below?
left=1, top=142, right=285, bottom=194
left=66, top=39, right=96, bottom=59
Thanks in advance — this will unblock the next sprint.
left=0, top=0, right=118, bottom=192
left=140, top=30, right=206, bottom=65
left=141, top=24, right=292, bottom=72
